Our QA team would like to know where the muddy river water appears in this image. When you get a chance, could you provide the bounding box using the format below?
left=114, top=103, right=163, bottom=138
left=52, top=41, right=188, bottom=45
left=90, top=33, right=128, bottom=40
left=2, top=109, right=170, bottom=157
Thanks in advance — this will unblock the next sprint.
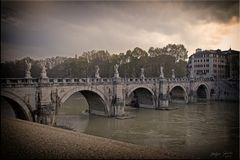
left=55, top=92, right=239, bottom=159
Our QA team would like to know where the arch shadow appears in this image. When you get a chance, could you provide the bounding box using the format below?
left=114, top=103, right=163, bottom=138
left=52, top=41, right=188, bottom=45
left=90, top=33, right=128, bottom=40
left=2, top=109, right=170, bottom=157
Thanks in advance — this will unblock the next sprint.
left=1, top=91, right=33, bottom=121
left=196, top=84, right=209, bottom=101
left=169, top=85, right=188, bottom=104
left=126, top=87, right=154, bottom=108
left=60, top=88, right=108, bottom=116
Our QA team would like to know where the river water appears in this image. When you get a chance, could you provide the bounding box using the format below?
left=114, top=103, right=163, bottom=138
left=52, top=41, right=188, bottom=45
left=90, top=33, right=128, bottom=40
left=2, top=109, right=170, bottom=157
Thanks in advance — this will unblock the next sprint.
left=55, top=92, right=239, bottom=159
left=1, top=93, right=238, bottom=158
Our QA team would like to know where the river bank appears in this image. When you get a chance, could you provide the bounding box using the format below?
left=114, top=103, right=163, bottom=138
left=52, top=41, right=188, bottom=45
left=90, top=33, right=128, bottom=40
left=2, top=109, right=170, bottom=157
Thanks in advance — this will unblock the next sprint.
left=1, top=118, right=180, bottom=159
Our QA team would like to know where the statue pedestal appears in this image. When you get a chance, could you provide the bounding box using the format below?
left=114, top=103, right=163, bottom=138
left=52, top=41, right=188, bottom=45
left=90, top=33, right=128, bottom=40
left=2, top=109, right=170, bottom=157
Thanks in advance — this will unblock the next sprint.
left=140, top=75, right=145, bottom=79
left=159, top=74, right=164, bottom=79
left=114, top=73, right=119, bottom=78
left=41, top=72, right=48, bottom=79
left=40, top=78, right=49, bottom=83
left=25, top=71, right=32, bottom=79
left=95, top=73, right=100, bottom=79
left=113, top=77, right=121, bottom=84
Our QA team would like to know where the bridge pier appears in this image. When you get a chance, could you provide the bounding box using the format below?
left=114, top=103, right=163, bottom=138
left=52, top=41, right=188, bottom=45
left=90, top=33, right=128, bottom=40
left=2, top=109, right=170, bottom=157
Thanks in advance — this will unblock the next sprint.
left=112, top=78, right=125, bottom=116
left=36, top=105, right=54, bottom=125
left=189, top=92, right=197, bottom=103
left=35, top=83, right=59, bottom=125
left=157, top=79, right=169, bottom=108
left=158, top=94, right=169, bottom=108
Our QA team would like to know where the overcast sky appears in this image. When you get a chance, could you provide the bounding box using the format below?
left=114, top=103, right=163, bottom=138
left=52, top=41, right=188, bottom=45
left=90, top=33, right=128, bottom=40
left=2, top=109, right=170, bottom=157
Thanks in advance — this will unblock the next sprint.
left=1, top=1, right=239, bottom=62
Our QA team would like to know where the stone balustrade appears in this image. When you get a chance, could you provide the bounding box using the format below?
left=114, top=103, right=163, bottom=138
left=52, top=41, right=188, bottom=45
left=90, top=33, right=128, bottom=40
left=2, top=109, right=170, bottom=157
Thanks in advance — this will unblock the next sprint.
left=0, top=76, right=219, bottom=87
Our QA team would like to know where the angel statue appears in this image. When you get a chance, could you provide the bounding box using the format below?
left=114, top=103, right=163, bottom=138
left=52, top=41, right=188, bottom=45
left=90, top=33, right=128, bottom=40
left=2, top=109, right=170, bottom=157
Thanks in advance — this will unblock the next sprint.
left=160, top=66, right=164, bottom=78
left=114, top=64, right=119, bottom=78
left=172, top=69, right=175, bottom=79
left=25, top=60, right=32, bottom=78
left=140, top=67, right=145, bottom=78
left=95, top=65, right=100, bottom=78
left=40, top=61, right=48, bottom=79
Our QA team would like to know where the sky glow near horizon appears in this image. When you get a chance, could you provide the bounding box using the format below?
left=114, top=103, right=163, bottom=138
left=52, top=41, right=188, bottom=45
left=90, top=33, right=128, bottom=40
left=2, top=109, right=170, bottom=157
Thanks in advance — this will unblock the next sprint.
left=1, top=1, right=239, bottom=62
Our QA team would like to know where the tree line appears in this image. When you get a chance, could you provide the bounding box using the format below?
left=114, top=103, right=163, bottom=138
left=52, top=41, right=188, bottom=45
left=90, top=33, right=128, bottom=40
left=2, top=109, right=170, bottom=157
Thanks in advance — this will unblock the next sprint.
left=1, top=44, right=188, bottom=78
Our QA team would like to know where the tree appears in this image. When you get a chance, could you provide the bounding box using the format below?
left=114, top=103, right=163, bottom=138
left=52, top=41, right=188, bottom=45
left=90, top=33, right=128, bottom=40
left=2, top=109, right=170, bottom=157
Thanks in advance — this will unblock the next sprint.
left=163, top=44, right=188, bottom=61
left=148, top=47, right=155, bottom=57
left=1, top=45, right=188, bottom=78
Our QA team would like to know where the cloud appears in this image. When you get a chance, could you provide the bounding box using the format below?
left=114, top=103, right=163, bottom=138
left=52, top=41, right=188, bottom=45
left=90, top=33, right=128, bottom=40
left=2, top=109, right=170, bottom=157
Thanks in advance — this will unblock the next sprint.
left=1, top=1, right=239, bottom=61
left=1, top=42, right=54, bottom=62
left=179, top=1, right=239, bottom=24
left=1, top=7, right=23, bottom=26
left=177, top=17, right=240, bottom=54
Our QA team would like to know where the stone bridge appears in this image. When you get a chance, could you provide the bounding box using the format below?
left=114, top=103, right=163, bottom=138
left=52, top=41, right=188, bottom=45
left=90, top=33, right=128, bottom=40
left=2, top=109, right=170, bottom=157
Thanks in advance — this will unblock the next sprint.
left=1, top=76, right=238, bottom=125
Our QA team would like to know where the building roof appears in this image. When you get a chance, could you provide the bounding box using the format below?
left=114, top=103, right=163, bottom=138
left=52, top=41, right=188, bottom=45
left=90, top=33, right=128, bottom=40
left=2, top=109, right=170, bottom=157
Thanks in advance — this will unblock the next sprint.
left=222, top=48, right=240, bottom=55
left=189, top=48, right=239, bottom=58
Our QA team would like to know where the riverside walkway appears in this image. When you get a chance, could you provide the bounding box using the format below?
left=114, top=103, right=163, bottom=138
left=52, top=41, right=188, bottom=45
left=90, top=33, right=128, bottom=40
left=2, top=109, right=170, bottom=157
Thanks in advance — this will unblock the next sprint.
left=1, top=118, right=179, bottom=159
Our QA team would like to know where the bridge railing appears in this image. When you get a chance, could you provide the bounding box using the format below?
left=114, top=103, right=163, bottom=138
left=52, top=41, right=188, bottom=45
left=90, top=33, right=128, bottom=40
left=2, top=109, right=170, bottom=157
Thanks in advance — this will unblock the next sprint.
left=1, top=76, right=217, bottom=87
left=48, top=78, right=115, bottom=84
left=0, top=78, right=40, bottom=87
left=167, top=77, right=189, bottom=82
left=189, top=77, right=214, bottom=82
left=1, top=77, right=159, bottom=84
left=124, top=78, right=159, bottom=83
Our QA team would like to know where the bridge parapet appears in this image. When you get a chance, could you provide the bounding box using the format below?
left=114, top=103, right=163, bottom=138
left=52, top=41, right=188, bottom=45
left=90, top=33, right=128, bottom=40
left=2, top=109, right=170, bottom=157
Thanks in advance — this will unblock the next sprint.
left=0, top=78, right=39, bottom=87
left=0, top=78, right=114, bottom=87
left=0, top=76, right=217, bottom=84
left=125, top=78, right=158, bottom=83
left=1, top=77, right=164, bottom=87
left=167, top=78, right=189, bottom=82
left=190, top=77, right=214, bottom=82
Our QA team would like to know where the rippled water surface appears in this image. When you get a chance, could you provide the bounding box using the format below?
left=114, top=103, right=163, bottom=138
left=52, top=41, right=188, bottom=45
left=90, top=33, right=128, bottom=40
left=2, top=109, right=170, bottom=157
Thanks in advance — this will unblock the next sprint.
left=55, top=93, right=239, bottom=158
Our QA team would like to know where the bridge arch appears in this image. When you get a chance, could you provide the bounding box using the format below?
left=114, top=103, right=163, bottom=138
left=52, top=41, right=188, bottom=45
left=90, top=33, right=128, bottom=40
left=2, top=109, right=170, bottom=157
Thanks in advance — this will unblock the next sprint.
left=169, top=85, right=188, bottom=103
left=60, top=87, right=109, bottom=116
left=127, top=86, right=155, bottom=108
left=195, top=83, right=210, bottom=100
left=1, top=91, right=33, bottom=121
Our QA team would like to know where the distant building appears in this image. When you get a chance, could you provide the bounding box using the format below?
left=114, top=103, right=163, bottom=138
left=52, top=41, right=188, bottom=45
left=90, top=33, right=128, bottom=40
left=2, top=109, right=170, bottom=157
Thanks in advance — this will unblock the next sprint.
left=224, top=49, right=239, bottom=79
left=187, top=48, right=239, bottom=80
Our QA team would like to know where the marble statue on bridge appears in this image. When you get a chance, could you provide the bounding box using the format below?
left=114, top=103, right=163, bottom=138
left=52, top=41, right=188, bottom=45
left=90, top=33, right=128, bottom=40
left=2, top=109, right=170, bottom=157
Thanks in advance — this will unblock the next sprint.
left=95, top=65, right=100, bottom=78
left=40, top=61, right=48, bottom=79
left=140, top=68, right=145, bottom=79
left=114, top=64, right=119, bottom=78
left=160, top=66, right=164, bottom=78
left=25, top=60, right=32, bottom=79
left=172, top=69, right=175, bottom=79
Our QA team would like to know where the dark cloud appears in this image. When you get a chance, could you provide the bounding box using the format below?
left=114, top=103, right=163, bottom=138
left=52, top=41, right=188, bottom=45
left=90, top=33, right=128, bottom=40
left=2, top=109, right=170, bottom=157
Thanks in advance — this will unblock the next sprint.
left=183, top=1, right=239, bottom=23
left=1, top=1, right=239, bottom=61
left=1, top=6, right=23, bottom=26
left=2, top=1, right=238, bottom=33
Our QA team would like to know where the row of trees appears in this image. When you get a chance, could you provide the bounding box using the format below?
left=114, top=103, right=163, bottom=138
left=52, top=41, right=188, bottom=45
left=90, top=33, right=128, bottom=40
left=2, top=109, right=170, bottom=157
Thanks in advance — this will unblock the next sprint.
left=1, top=44, right=188, bottom=78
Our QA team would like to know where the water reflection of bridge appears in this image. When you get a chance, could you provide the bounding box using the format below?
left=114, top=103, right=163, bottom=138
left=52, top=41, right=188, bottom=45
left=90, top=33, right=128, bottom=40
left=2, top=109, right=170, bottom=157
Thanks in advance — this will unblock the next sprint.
left=1, top=77, right=238, bottom=125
